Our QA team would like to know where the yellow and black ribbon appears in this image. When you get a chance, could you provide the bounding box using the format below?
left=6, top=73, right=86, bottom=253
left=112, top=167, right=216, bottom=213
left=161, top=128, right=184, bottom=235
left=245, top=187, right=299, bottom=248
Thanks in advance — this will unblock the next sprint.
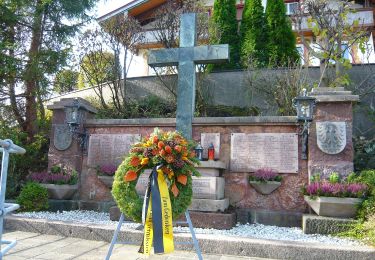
left=139, top=166, right=174, bottom=255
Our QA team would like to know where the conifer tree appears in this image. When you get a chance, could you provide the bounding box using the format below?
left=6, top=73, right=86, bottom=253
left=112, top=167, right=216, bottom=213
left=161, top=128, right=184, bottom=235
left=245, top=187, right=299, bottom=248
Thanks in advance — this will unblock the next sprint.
left=265, top=0, right=299, bottom=66
left=240, top=0, right=269, bottom=67
left=211, top=0, right=240, bottom=70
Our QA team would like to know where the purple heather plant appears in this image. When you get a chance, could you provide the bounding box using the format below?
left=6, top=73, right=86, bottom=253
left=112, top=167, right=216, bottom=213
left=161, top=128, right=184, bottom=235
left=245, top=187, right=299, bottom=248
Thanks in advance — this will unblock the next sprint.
left=304, top=181, right=368, bottom=198
left=28, top=165, right=78, bottom=185
left=249, top=168, right=282, bottom=182
left=98, top=164, right=117, bottom=176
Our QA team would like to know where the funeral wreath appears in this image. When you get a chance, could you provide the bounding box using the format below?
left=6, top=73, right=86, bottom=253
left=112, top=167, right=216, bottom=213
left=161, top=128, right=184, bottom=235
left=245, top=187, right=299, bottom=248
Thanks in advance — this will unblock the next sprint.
left=112, top=128, right=200, bottom=223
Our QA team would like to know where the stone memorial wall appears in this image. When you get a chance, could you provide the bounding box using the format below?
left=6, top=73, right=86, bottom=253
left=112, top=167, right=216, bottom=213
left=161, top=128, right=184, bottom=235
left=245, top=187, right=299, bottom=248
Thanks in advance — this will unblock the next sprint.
left=79, top=117, right=308, bottom=217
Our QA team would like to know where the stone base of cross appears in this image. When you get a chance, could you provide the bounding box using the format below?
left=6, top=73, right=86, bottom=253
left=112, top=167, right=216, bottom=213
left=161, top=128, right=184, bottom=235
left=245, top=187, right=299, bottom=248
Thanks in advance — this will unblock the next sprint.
left=148, top=13, right=229, bottom=139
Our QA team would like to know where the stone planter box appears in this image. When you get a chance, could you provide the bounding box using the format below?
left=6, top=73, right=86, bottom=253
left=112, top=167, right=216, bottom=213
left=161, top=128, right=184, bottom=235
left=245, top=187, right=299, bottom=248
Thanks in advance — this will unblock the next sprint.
left=249, top=181, right=281, bottom=195
left=98, top=175, right=114, bottom=188
left=41, top=184, right=78, bottom=200
left=304, top=196, right=362, bottom=218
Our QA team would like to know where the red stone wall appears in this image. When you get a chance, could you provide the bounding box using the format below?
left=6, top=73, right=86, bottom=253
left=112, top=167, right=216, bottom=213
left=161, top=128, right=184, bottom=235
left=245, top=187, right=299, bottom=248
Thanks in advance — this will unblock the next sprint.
left=81, top=121, right=308, bottom=213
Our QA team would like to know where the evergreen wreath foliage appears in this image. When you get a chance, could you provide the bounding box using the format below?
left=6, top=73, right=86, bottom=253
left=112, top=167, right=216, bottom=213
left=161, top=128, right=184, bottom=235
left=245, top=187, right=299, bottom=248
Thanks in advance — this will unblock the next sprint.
left=112, top=128, right=200, bottom=222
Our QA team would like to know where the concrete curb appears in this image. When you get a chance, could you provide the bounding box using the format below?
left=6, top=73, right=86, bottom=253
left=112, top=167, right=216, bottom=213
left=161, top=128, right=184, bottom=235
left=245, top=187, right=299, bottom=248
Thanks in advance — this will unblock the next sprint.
left=5, top=216, right=375, bottom=260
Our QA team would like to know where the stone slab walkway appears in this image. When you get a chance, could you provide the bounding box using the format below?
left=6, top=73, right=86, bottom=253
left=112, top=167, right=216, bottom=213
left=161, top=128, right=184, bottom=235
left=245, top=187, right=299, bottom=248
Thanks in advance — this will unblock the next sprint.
left=3, top=231, right=272, bottom=260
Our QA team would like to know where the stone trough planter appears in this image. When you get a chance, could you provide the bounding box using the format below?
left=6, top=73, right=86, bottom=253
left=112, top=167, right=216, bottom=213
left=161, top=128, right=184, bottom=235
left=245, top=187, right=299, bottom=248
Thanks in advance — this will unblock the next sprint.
left=41, top=184, right=78, bottom=200
left=97, top=175, right=114, bottom=189
left=249, top=181, right=281, bottom=195
left=304, top=195, right=362, bottom=218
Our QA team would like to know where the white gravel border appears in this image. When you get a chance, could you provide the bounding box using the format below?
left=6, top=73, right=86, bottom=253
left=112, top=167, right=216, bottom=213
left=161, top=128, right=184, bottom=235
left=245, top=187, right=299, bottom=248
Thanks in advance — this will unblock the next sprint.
left=14, top=210, right=361, bottom=246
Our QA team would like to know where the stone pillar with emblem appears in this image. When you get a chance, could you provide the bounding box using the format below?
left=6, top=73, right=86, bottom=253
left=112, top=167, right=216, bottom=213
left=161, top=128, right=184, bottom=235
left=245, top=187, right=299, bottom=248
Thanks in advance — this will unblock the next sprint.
left=47, top=98, right=97, bottom=175
left=308, top=88, right=359, bottom=180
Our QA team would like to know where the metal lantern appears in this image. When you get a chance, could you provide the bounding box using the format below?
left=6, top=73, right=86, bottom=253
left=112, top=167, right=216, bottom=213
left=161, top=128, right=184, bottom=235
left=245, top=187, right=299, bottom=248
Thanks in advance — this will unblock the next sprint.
left=293, top=89, right=316, bottom=122
left=64, top=98, right=88, bottom=150
left=194, top=143, right=204, bottom=161
left=293, top=89, right=316, bottom=160
left=65, top=98, right=83, bottom=126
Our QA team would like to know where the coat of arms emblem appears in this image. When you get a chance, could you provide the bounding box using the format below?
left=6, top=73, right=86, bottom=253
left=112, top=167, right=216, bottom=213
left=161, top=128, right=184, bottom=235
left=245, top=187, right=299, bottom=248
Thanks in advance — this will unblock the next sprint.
left=53, top=124, right=72, bottom=151
left=316, top=122, right=346, bottom=154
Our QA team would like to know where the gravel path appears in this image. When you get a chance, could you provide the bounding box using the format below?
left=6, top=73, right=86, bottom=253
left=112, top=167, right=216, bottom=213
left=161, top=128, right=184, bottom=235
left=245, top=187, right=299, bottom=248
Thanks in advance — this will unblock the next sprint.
left=14, top=210, right=361, bottom=246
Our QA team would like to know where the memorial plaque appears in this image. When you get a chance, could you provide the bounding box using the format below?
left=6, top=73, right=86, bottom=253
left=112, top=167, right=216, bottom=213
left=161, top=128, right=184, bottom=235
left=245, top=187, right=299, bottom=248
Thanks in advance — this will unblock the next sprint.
left=230, top=133, right=298, bottom=173
left=87, top=134, right=141, bottom=167
left=201, top=133, right=220, bottom=159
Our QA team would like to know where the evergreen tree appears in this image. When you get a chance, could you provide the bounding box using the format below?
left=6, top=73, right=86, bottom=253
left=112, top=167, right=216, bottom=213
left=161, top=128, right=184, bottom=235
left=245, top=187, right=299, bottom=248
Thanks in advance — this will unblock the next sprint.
left=265, top=0, right=299, bottom=66
left=53, top=69, right=79, bottom=94
left=0, top=0, right=97, bottom=140
left=211, top=0, right=240, bottom=70
left=240, top=0, right=269, bottom=67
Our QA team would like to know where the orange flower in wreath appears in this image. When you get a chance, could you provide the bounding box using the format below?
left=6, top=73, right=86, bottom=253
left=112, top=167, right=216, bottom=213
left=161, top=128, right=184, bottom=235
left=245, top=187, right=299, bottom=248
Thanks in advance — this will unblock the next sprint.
left=130, top=157, right=140, bottom=167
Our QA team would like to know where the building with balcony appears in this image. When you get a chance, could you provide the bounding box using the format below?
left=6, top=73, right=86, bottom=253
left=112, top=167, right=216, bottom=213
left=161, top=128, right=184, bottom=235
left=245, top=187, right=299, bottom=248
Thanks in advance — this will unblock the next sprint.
left=98, top=0, right=375, bottom=76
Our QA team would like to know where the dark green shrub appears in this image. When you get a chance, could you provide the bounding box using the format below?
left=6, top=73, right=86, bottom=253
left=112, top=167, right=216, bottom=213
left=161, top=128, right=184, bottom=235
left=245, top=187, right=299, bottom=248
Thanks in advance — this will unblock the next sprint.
left=354, top=170, right=375, bottom=220
left=16, top=182, right=49, bottom=212
left=90, top=96, right=176, bottom=119
left=0, top=122, right=49, bottom=198
left=204, top=105, right=260, bottom=117
left=340, top=214, right=375, bottom=247
left=353, top=136, right=375, bottom=171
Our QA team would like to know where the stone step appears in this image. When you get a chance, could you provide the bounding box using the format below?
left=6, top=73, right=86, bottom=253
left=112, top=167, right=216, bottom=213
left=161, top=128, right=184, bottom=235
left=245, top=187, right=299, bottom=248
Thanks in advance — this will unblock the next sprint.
left=5, top=216, right=375, bottom=260
left=136, top=174, right=225, bottom=200
left=189, top=198, right=229, bottom=212
left=303, top=214, right=356, bottom=235
left=192, top=176, right=224, bottom=199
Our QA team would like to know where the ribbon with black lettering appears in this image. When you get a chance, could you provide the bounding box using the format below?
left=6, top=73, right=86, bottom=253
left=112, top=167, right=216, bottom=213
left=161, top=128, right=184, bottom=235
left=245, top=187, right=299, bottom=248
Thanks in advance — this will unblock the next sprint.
left=139, top=165, right=174, bottom=255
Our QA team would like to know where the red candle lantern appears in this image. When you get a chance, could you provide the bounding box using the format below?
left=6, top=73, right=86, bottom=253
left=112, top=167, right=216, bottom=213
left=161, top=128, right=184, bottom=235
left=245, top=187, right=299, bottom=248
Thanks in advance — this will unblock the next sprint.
left=208, top=143, right=215, bottom=161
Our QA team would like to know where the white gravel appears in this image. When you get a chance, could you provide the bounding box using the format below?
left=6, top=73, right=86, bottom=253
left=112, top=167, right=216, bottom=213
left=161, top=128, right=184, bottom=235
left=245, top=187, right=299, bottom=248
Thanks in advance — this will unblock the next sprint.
left=14, top=210, right=361, bottom=246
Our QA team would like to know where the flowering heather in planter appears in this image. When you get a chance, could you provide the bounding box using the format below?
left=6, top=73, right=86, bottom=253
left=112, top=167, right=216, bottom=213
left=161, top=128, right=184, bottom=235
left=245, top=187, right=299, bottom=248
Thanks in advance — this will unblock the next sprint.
left=304, top=181, right=368, bottom=198
left=97, top=164, right=117, bottom=176
left=249, top=168, right=282, bottom=182
left=29, top=165, right=78, bottom=185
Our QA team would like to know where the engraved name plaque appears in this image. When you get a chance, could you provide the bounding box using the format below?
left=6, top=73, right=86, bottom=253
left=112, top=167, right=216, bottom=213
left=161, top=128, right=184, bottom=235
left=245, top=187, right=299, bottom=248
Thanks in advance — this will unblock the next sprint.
left=230, top=133, right=298, bottom=173
left=87, top=134, right=141, bottom=167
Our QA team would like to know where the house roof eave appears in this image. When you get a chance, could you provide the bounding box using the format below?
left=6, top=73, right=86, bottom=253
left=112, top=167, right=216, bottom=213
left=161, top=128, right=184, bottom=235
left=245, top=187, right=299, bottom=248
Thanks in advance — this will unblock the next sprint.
left=97, top=0, right=148, bottom=23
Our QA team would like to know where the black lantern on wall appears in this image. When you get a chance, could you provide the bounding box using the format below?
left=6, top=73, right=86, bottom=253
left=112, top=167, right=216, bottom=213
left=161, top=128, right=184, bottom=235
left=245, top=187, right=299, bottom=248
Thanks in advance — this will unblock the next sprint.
left=64, top=98, right=88, bottom=150
left=293, top=89, right=316, bottom=122
left=293, top=89, right=316, bottom=160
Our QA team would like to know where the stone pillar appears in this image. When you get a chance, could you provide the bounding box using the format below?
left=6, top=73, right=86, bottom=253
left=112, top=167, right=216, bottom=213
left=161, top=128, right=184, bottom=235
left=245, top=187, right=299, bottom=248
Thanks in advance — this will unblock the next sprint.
left=47, top=98, right=97, bottom=174
left=308, top=88, right=359, bottom=180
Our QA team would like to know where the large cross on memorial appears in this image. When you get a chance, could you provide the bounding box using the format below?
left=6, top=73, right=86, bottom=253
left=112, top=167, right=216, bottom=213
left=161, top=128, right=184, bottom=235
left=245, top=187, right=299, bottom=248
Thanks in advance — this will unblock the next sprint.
left=148, top=13, right=229, bottom=139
